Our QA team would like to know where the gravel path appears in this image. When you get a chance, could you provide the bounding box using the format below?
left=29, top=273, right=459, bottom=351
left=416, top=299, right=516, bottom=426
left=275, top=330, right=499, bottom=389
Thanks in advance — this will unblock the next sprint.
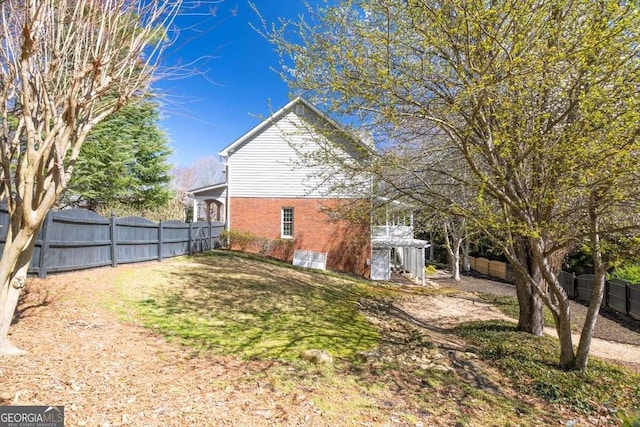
left=428, top=272, right=640, bottom=346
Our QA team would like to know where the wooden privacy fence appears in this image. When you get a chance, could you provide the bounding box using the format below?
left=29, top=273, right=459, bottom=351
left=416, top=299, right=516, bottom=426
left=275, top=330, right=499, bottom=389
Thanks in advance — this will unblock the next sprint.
left=0, top=206, right=224, bottom=278
left=558, top=271, right=640, bottom=321
left=468, top=256, right=640, bottom=321
left=467, top=256, right=512, bottom=282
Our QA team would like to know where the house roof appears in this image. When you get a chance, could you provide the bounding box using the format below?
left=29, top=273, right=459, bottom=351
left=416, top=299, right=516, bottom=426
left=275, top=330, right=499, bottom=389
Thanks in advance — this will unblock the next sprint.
left=218, top=97, right=374, bottom=158
left=188, top=181, right=227, bottom=196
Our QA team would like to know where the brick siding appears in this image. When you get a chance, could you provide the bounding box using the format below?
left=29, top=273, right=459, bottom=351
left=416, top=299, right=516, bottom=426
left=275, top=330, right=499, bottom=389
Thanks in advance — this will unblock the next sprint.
left=230, top=197, right=371, bottom=277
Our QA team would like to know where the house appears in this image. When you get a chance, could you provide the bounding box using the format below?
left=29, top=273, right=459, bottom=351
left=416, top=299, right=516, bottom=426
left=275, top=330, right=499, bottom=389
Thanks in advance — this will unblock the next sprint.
left=189, top=97, right=428, bottom=282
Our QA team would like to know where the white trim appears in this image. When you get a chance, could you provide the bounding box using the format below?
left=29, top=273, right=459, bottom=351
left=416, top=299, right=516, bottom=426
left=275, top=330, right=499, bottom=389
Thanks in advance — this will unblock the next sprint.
left=372, top=238, right=429, bottom=248
left=226, top=163, right=231, bottom=231
left=281, top=207, right=294, bottom=238
left=218, top=97, right=374, bottom=158
left=188, top=182, right=228, bottom=196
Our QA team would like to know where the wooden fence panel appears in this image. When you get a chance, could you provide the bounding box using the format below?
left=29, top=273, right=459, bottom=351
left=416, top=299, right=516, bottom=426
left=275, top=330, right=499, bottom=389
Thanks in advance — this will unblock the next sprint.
left=607, top=279, right=628, bottom=315
left=43, top=209, right=112, bottom=274
left=488, top=260, right=507, bottom=281
left=190, top=221, right=210, bottom=254
left=475, top=257, right=489, bottom=276
left=161, top=220, right=190, bottom=258
left=0, top=205, right=223, bottom=277
left=116, top=216, right=159, bottom=264
left=465, top=248, right=640, bottom=321
left=576, top=274, right=595, bottom=302
left=629, top=286, right=640, bottom=321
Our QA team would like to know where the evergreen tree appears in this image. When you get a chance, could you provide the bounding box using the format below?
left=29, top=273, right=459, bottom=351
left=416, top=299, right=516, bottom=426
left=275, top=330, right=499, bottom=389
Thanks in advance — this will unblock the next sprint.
left=65, top=100, right=173, bottom=211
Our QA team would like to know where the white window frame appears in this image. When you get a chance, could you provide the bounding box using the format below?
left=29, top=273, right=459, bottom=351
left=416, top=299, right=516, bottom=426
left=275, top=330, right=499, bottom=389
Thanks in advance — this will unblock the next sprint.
left=281, top=207, right=294, bottom=238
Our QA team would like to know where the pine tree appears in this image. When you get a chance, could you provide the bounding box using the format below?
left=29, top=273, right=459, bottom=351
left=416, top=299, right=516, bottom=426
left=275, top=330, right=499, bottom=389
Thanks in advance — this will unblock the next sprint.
left=65, top=100, right=173, bottom=211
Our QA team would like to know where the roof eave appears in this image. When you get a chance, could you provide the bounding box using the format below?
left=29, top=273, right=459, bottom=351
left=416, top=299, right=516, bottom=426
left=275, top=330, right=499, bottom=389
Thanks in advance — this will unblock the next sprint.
left=188, top=182, right=228, bottom=196
left=218, top=97, right=305, bottom=158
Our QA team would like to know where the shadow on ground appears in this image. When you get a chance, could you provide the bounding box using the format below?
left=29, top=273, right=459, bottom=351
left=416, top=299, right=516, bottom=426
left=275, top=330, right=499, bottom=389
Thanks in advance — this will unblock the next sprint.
left=127, top=252, right=381, bottom=360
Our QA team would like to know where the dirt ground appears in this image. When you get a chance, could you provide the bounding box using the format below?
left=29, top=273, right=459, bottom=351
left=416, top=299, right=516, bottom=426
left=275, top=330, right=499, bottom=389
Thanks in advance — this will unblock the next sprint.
left=0, top=263, right=638, bottom=426
left=425, top=272, right=640, bottom=370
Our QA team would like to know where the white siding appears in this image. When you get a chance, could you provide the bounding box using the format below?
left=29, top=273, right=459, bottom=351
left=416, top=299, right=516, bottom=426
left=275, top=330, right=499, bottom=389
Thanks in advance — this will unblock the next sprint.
left=227, top=110, right=366, bottom=198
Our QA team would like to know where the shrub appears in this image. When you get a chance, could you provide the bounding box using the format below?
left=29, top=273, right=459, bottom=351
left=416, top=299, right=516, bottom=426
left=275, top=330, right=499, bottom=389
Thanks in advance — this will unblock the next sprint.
left=615, top=408, right=640, bottom=426
left=220, top=229, right=255, bottom=252
left=272, top=238, right=295, bottom=260
left=98, top=199, right=187, bottom=222
left=610, top=264, right=640, bottom=285
left=218, top=231, right=296, bottom=261
left=255, top=237, right=274, bottom=257
left=424, top=265, right=437, bottom=276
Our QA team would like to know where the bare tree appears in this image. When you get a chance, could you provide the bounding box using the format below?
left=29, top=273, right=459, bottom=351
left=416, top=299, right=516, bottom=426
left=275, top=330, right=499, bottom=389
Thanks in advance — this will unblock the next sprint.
left=0, top=0, right=182, bottom=355
left=171, top=155, right=225, bottom=216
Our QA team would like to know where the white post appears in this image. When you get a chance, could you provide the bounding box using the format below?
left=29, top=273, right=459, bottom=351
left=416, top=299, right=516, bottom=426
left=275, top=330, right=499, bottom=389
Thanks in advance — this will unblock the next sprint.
left=421, top=246, right=425, bottom=286
left=192, top=198, right=198, bottom=223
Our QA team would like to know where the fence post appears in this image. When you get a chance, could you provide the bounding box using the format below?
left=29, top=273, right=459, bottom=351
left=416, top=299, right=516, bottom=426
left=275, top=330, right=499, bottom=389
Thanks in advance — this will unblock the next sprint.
left=188, top=222, right=193, bottom=255
left=626, top=284, right=631, bottom=316
left=110, top=213, right=118, bottom=267
left=158, top=220, right=163, bottom=262
left=209, top=221, right=213, bottom=251
left=605, top=280, right=610, bottom=308
left=37, top=212, right=54, bottom=278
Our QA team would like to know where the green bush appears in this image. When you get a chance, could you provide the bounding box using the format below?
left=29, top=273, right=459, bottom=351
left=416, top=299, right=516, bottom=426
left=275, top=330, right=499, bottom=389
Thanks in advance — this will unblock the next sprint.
left=610, top=264, right=640, bottom=285
left=424, top=265, right=437, bottom=276
left=219, top=231, right=296, bottom=260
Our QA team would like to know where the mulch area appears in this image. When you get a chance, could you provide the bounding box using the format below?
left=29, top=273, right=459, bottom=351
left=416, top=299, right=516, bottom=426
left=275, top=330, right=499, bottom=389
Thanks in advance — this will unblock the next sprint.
left=431, top=272, right=640, bottom=346
left=0, top=267, right=329, bottom=426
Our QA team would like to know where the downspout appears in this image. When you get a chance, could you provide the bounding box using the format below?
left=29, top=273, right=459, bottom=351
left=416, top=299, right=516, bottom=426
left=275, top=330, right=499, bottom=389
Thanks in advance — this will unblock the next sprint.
left=224, top=157, right=230, bottom=233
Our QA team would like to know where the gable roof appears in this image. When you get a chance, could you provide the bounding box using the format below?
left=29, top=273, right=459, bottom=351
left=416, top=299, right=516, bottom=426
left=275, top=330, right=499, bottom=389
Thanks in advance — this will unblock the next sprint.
left=218, top=97, right=373, bottom=158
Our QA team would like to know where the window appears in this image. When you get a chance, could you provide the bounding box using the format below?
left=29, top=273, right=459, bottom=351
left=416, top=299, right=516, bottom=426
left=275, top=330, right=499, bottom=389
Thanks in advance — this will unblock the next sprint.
left=281, top=207, right=294, bottom=238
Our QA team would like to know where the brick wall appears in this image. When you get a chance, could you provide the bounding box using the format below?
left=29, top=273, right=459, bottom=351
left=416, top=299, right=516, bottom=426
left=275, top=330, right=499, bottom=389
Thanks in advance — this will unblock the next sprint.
left=230, top=197, right=371, bottom=277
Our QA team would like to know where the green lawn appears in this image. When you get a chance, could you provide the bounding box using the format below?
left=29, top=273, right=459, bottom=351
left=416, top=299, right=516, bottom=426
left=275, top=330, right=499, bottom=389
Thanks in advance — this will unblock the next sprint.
left=110, top=251, right=640, bottom=425
left=116, top=251, right=387, bottom=360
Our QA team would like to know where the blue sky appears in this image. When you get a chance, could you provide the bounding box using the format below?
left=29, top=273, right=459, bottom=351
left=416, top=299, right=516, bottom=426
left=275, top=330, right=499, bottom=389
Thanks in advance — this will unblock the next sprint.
left=156, top=0, right=314, bottom=167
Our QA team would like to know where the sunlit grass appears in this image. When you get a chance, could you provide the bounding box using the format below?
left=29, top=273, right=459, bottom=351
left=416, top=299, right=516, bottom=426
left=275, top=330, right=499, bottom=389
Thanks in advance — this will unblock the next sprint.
left=108, top=252, right=639, bottom=424
left=116, top=251, right=384, bottom=361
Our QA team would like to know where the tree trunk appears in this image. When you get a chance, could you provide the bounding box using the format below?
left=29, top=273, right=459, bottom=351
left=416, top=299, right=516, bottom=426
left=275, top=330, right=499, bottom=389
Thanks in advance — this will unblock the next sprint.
left=513, top=238, right=544, bottom=336
left=429, top=231, right=434, bottom=262
left=556, top=302, right=576, bottom=369
left=442, top=221, right=462, bottom=281
left=462, top=236, right=470, bottom=273
left=576, top=204, right=607, bottom=372
left=0, top=280, right=25, bottom=356
left=0, top=225, right=41, bottom=356
left=514, top=277, right=545, bottom=336
left=575, top=270, right=605, bottom=372
left=452, top=244, right=461, bottom=281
